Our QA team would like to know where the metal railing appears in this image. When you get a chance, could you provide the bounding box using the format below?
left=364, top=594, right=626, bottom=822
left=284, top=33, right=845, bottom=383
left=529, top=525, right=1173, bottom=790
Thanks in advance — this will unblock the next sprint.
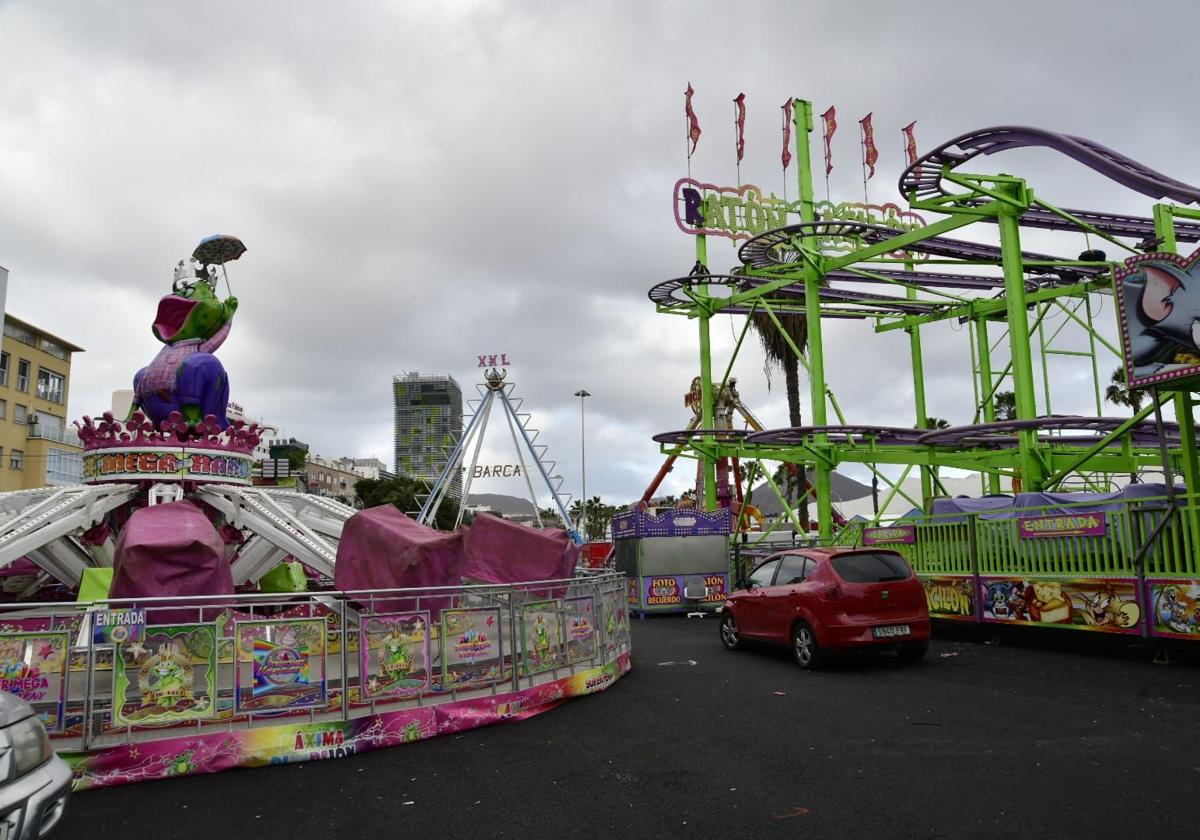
left=26, top=424, right=82, bottom=447
left=854, top=494, right=1200, bottom=579
left=0, top=572, right=630, bottom=753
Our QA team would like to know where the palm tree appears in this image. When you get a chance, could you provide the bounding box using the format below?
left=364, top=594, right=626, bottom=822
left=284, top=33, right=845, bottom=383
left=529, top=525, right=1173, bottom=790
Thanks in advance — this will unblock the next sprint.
left=923, top=417, right=951, bottom=430
left=752, top=309, right=810, bottom=528
left=1105, top=367, right=1144, bottom=485
left=993, top=391, right=1016, bottom=422
left=1105, top=367, right=1145, bottom=413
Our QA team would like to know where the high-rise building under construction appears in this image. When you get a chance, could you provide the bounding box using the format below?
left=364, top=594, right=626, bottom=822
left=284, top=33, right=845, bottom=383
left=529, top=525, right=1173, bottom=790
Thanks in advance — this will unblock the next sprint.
left=393, top=372, right=463, bottom=499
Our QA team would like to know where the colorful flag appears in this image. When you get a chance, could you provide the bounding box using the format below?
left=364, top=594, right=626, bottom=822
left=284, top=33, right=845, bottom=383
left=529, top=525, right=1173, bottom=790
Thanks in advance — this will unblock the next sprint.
left=685, top=83, right=701, bottom=155
left=902, top=121, right=918, bottom=166
left=781, top=98, right=793, bottom=170
left=821, top=106, right=837, bottom=176
left=733, top=93, right=746, bottom=162
left=860, top=112, right=879, bottom=179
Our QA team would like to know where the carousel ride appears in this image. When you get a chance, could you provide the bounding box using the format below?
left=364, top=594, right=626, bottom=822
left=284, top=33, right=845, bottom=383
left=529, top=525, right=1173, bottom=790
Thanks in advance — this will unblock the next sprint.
left=0, top=236, right=356, bottom=602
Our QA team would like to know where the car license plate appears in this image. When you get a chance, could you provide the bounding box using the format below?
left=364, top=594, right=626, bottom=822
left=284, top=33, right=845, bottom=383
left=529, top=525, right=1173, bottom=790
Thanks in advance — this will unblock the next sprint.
left=872, top=624, right=910, bottom=638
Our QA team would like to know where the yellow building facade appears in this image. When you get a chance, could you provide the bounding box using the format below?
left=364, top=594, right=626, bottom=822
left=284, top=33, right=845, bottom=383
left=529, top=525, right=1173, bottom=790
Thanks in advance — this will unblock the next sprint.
left=0, top=316, right=84, bottom=491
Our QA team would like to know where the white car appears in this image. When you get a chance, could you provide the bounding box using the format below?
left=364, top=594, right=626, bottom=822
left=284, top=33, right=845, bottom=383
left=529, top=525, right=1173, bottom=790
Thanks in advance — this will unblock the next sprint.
left=0, top=693, right=70, bottom=838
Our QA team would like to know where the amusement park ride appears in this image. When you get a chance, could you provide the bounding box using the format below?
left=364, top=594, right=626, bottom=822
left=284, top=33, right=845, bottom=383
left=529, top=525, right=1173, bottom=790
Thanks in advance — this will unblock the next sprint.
left=648, top=100, right=1200, bottom=639
left=417, top=364, right=578, bottom=540
left=0, top=236, right=357, bottom=594
left=655, top=108, right=1200, bottom=533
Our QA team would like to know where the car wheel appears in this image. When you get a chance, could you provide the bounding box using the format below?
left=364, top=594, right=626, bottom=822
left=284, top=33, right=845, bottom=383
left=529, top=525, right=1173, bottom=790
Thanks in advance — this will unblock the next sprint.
left=897, top=639, right=929, bottom=662
left=719, top=612, right=742, bottom=651
left=791, top=621, right=824, bottom=670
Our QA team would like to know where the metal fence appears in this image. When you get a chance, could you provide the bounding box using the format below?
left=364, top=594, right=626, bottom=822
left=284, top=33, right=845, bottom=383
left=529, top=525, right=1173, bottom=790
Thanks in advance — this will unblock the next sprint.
left=0, top=572, right=630, bottom=753
left=856, top=494, right=1200, bottom=579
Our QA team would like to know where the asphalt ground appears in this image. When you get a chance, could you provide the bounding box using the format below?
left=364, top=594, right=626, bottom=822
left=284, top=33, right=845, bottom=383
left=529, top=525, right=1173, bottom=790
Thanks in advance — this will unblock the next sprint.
left=61, top=618, right=1200, bottom=840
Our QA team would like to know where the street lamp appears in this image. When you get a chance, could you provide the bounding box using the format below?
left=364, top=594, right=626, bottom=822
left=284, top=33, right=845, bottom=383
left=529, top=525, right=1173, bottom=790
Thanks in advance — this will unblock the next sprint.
left=574, top=389, right=591, bottom=539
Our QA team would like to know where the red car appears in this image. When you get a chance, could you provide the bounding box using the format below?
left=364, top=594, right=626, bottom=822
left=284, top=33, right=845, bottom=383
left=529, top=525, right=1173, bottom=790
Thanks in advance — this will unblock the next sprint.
left=719, top=547, right=930, bottom=668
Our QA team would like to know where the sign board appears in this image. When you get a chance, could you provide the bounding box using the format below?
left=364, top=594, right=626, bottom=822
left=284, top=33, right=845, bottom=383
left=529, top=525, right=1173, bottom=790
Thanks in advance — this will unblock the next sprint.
left=863, top=525, right=917, bottom=545
left=259, top=459, right=292, bottom=479
left=0, top=631, right=68, bottom=732
left=235, top=618, right=327, bottom=713
left=93, top=608, right=146, bottom=644
left=1114, top=248, right=1200, bottom=390
left=471, top=464, right=524, bottom=478
left=672, top=177, right=926, bottom=256
left=1017, top=513, right=1106, bottom=539
left=82, top=446, right=253, bottom=485
left=440, top=608, right=504, bottom=690
left=476, top=354, right=511, bottom=368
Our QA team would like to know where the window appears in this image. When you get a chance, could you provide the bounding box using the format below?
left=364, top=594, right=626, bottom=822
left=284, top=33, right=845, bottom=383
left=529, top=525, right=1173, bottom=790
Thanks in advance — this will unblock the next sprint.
left=776, top=553, right=814, bottom=586
left=0, top=399, right=6, bottom=420
left=3, top=322, right=35, bottom=346
left=830, top=552, right=912, bottom=583
left=10, top=450, right=23, bottom=470
left=0, top=352, right=8, bottom=387
left=46, top=447, right=81, bottom=485
left=15, top=360, right=29, bottom=392
left=748, top=559, right=780, bottom=589
left=36, top=369, right=64, bottom=404
left=12, top=405, right=26, bottom=425
left=39, top=338, right=68, bottom=361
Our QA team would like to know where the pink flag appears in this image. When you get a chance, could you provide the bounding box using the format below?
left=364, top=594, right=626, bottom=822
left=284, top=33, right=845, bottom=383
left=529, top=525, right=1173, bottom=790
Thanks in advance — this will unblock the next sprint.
left=860, top=112, right=879, bottom=179
left=821, top=106, right=837, bottom=176
left=902, top=121, right=918, bottom=166
left=685, top=83, right=701, bottom=155
left=781, top=98, right=793, bottom=170
left=733, top=93, right=746, bottom=162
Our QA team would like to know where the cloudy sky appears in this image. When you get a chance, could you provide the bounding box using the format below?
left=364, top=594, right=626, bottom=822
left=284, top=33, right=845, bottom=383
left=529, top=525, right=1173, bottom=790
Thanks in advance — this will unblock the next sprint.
left=1, top=0, right=1196, bottom=511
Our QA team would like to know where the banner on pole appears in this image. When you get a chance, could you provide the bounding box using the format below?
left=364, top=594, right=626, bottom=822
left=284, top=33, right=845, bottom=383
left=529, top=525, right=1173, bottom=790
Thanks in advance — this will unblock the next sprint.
left=821, top=106, right=837, bottom=176
left=685, top=83, right=701, bottom=155
left=733, top=93, right=746, bottom=163
left=781, top=98, right=793, bottom=171
left=860, top=113, right=879, bottom=179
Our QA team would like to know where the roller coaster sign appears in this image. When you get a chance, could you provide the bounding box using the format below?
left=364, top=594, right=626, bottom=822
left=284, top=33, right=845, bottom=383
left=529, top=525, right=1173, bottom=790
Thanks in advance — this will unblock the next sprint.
left=673, top=178, right=926, bottom=253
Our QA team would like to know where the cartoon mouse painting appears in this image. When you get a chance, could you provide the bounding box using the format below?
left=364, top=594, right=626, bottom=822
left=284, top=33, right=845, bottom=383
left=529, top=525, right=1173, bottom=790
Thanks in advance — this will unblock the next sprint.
left=1119, top=250, right=1200, bottom=378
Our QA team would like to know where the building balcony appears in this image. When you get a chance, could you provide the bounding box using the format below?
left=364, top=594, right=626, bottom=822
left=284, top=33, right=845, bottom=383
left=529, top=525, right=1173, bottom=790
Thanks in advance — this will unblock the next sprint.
left=26, top=423, right=83, bottom=448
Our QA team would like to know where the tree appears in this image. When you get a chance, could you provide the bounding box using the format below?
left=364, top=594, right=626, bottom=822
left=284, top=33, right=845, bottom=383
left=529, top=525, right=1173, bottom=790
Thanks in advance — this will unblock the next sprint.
left=993, top=391, right=1017, bottom=422
left=1105, top=366, right=1145, bottom=413
left=752, top=307, right=811, bottom=529
left=567, top=497, right=616, bottom=541
left=355, top=475, right=459, bottom=531
left=1105, top=367, right=1144, bottom=485
left=922, top=417, right=951, bottom=430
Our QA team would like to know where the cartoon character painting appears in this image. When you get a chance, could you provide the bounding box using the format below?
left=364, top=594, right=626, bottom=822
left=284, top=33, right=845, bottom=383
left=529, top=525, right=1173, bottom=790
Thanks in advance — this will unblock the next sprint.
left=380, top=631, right=412, bottom=681
left=1075, top=584, right=1140, bottom=629
left=1026, top=581, right=1072, bottom=624
left=1117, top=249, right=1200, bottom=387
left=1153, top=584, right=1200, bottom=636
left=532, top=614, right=551, bottom=663
left=130, top=237, right=243, bottom=430
left=137, top=642, right=195, bottom=709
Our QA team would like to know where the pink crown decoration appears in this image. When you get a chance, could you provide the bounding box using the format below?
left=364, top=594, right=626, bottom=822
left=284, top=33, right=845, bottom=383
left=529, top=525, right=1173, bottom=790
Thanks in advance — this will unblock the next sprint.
left=75, top=411, right=261, bottom=455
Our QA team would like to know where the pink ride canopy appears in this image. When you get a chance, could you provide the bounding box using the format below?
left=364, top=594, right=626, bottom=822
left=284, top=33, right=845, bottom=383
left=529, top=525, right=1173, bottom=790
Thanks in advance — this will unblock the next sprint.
left=110, top=500, right=234, bottom=623
left=463, top=513, right=578, bottom=585
left=334, top=506, right=466, bottom=613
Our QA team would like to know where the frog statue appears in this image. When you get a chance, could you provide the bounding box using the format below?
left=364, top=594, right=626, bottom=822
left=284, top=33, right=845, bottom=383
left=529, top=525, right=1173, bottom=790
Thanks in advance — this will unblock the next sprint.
left=131, top=238, right=242, bottom=431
